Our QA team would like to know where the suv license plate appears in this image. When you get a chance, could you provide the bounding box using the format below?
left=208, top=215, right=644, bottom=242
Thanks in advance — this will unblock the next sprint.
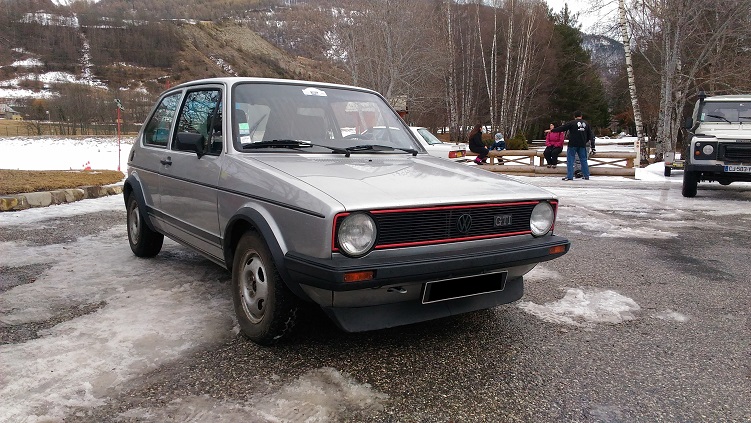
left=724, top=165, right=751, bottom=172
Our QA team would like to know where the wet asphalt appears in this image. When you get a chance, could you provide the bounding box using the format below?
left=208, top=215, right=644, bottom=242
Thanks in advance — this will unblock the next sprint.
left=1, top=181, right=749, bottom=422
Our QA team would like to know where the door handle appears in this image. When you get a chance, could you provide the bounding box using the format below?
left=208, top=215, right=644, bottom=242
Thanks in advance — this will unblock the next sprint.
left=160, top=157, right=172, bottom=166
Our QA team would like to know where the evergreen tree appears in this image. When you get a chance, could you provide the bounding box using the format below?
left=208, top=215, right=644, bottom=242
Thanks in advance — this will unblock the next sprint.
left=548, top=7, right=609, bottom=130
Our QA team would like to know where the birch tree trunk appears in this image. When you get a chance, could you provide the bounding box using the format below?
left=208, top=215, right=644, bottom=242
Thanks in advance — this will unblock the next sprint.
left=618, top=0, right=648, bottom=165
left=476, top=1, right=499, bottom=131
left=499, top=0, right=515, bottom=136
left=444, top=0, right=460, bottom=142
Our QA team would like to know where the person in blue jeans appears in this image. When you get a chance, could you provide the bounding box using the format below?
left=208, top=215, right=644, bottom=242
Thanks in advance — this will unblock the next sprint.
left=545, top=111, right=595, bottom=180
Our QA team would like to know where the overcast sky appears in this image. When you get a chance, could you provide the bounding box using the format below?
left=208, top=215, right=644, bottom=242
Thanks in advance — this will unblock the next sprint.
left=545, top=0, right=618, bottom=34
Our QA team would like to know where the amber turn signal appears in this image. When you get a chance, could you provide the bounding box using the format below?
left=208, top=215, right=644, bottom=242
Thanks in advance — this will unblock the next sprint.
left=549, top=245, right=567, bottom=255
left=343, top=271, right=375, bottom=282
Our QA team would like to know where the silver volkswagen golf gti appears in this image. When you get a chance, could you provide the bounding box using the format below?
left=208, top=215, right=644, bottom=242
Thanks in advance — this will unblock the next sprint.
left=124, top=77, right=570, bottom=345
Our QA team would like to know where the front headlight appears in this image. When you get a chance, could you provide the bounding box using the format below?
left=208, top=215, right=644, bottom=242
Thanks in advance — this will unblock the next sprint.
left=702, top=144, right=714, bottom=155
left=530, top=202, right=555, bottom=237
left=337, top=213, right=377, bottom=256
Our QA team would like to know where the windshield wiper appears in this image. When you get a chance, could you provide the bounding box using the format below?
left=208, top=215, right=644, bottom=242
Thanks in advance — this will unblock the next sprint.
left=739, top=115, right=751, bottom=121
left=346, top=144, right=418, bottom=156
left=243, top=140, right=350, bottom=156
left=706, top=114, right=731, bottom=123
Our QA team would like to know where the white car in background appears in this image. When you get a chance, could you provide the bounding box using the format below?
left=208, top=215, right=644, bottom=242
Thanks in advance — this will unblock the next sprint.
left=410, top=126, right=468, bottom=162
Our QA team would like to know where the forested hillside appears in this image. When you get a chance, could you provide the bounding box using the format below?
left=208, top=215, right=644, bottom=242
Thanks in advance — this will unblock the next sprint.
left=2, top=0, right=748, bottom=151
left=0, top=0, right=343, bottom=134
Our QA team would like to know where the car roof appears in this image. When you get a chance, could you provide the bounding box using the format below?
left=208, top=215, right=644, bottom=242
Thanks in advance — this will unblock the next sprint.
left=704, top=95, right=751, bottom=102
left=169, top=77, right=379, bottom=96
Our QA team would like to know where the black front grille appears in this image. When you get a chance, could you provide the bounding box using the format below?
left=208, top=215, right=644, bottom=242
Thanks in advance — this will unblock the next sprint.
left=722, top=143, right=751, bottom=162
left=334, top=202, right=545, bottom=251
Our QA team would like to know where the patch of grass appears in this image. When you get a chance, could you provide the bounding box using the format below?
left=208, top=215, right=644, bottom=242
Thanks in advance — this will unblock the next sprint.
left=0, top=169, right=124, bottom=195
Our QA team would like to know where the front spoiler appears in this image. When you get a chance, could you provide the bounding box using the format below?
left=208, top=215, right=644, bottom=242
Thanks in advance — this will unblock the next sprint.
left=322, top=276, right=525, bottom=332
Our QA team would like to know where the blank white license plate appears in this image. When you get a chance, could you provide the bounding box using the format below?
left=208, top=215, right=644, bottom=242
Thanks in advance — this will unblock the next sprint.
left=724, top=165, right=751, bottom=172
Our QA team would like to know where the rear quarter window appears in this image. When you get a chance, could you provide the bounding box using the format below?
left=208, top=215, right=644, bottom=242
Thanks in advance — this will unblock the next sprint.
left=143, top=93, right=182, bottom=147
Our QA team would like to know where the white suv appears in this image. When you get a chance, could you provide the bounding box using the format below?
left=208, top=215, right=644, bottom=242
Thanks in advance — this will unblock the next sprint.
left=682, top=93, right=751, bottom=197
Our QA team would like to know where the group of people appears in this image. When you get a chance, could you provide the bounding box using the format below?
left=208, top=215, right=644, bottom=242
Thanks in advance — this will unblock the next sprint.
left=468, top=124, right=506, bottom=165
left=468, top=110, right=595, bottom=180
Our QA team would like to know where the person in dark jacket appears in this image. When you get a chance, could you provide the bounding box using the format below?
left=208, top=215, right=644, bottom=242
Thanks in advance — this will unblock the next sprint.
left=546, top=111, right=595, bottom=180
left=468, top=124, right=488, bottom=165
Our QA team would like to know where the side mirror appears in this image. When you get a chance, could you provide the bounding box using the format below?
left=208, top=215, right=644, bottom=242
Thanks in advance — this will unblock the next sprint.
left=683, top=117, right=694, bottom=130
left=175, top=132, right=205, bottom=158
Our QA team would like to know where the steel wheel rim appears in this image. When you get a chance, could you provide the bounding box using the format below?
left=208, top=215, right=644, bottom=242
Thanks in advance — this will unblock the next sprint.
left=240, top=252, right=269, bottom=324
left=128, top=202, right=141, bottom=244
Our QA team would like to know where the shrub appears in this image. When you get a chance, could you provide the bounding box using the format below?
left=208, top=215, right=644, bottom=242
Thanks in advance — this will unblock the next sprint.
left=506, top=134, right=528, bottom=150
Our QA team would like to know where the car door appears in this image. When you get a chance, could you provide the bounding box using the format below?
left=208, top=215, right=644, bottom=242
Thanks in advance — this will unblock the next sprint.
left=159, top=86, right=224, bottom=261
left=133, top=91, right=182, bottom=223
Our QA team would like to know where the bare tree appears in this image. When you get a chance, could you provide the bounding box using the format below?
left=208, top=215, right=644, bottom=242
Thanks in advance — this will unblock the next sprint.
left=444, top=0, right=461, bottom=141
left=618, top=0, right=648, bottom=163
left=628, top=0, right=751, bottom=160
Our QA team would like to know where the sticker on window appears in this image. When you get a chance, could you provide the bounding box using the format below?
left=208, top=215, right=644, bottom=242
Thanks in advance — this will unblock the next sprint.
left=302, top=87, right=327, bottom=97
left=238, top=122, right=250, bottom=135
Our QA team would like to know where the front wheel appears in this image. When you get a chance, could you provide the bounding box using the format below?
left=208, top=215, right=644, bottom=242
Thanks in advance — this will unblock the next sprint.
left=664, top=166, right=672, bottom=177
left=126, top=194, right=163, bottom=257
left=682, top=170, right=698, bottom=197
left=232, top=231, right=299, bottom=345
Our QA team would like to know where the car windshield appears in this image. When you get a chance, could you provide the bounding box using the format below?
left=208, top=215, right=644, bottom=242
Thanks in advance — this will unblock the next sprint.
left=231, top=82, right=421, bottom=154
left=416, top=128, right=444, bottom=145
left=700, top=101, right=751, bottom=123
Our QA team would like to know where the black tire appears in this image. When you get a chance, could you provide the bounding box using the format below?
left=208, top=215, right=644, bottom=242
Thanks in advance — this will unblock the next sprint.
left=664, top=166, right=672, bottom=177
left=682, top=170, right=698, bottom=197
left=232, top=231, right=299, bottom=345
left=126, top=194, right=164, bottom=257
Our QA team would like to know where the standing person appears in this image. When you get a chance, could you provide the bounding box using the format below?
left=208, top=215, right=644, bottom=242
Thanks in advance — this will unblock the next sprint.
left=546, top=111, right=594, bottom=180
left=468, top=124, right=489, bottom=165
left=543, top=123, right=565, bottom=168
left=573, top=135, right=596, bottom=178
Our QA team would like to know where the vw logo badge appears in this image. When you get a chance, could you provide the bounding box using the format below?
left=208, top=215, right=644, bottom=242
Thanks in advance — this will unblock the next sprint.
left=457, top=214, right=472, bottom=233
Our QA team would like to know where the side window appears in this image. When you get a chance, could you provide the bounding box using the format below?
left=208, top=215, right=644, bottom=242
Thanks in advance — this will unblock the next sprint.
left=173, top=89, right=222, bottom=154
left=143, top=93, right=181, bottom=147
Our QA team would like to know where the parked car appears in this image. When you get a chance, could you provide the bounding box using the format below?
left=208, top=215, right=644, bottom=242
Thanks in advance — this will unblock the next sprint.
left=124, top=77, right=570, bottom=345
left=682, top=92, right=751, bottom=197
left=410, top=126, right=468, bottom=162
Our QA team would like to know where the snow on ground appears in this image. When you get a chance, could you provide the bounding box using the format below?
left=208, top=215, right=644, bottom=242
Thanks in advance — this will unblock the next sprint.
left=0, top=135, right=746, bottom=420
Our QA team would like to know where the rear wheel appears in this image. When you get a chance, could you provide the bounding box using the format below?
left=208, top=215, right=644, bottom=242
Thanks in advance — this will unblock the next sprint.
left=126, top=194, right=163, bottom=257
left=664, top=166, right=672, bottom=177
left=682, top=170, right=698, bottom=197
left=232, top=231, right=299, bottom=345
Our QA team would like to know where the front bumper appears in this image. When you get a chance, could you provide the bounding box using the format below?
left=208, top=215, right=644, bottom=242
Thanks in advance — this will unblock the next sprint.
left=283, top=234, right=569, bottom=292
left=685, top=163, right=751, bottom=182
left=284, top=234, right=568, bottom=332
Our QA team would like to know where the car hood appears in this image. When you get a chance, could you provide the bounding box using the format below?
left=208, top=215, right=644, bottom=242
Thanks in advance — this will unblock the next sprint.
left=246, top=154, right=555, bottom=210
left=696, top=124, right=751, bottom=139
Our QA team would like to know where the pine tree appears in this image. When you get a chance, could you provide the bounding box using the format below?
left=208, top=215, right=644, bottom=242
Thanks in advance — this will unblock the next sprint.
left=548, top=7, right=609, bottom=130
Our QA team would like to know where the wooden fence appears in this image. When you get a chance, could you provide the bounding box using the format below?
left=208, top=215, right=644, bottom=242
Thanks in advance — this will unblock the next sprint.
left=467, top=149, right=637, bottom=177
